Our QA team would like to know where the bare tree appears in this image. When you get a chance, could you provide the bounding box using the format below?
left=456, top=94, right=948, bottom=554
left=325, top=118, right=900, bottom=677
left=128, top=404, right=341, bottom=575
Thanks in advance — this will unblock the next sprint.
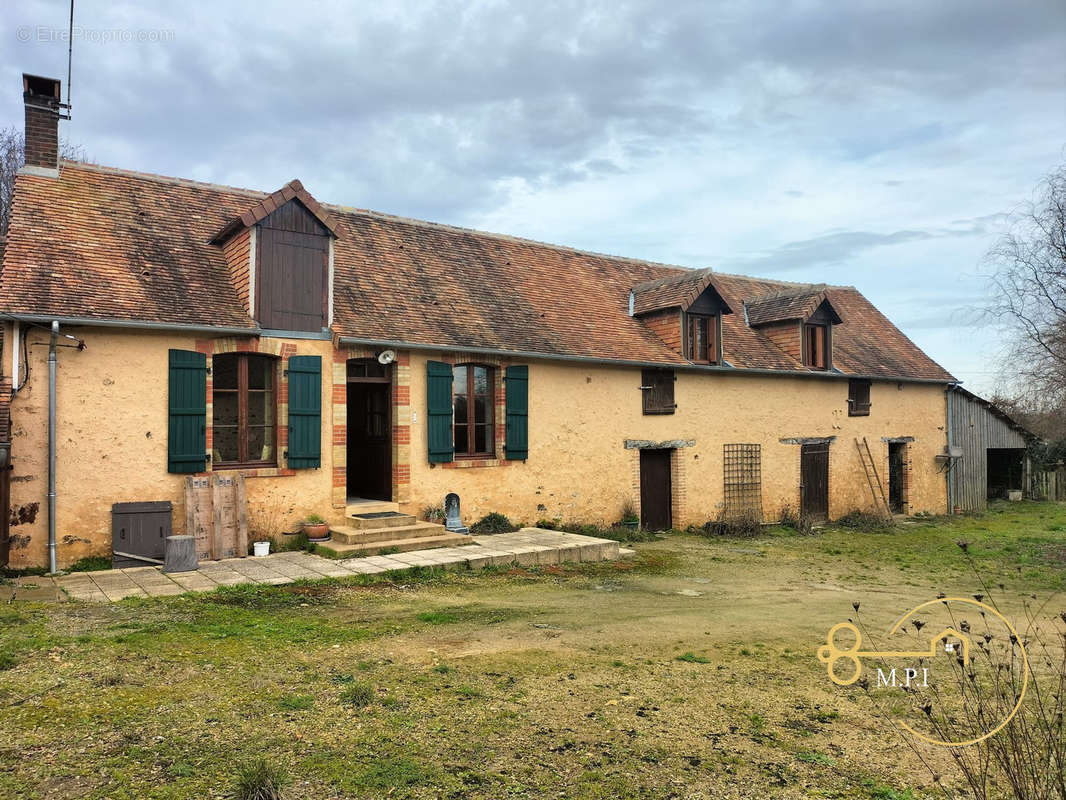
left=0, top=126, right=84, bottom=237
left=986, top=164, right=1066, bottom=423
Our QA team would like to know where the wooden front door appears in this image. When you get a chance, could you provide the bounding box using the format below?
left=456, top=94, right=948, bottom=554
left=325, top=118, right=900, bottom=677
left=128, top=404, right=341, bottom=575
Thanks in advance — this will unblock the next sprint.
left=640, top=449, right=673, bottom=531
left=888, top=443, right=905, bottom=513
left=346, top=381, right=392, bottom=501
left=800, top=442, right=829, bottom=522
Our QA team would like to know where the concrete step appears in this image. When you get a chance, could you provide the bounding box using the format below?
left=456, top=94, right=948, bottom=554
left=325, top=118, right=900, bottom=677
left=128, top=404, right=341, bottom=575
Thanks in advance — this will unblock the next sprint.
left=346, top=511, right=418, bottom=530
left=345, top=500, right=400, bottom=516
left=329, top=522, right=446, bottom=545
left=317, top=532, right=474, bottom=558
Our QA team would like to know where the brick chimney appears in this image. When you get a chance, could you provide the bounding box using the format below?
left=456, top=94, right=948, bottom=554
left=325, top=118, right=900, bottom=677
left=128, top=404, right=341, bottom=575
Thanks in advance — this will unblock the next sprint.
left=22, top=74, right=62, bottom=175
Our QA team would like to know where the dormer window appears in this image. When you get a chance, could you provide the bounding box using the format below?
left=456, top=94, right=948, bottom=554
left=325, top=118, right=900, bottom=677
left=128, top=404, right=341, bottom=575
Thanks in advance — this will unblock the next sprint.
left=803, top=324, right=828, bottom=370
left=210, top=180, right=339, bottom=334
left=630, top=269, right=733, bottom=362
left=685, top=313, right=720, bottom=364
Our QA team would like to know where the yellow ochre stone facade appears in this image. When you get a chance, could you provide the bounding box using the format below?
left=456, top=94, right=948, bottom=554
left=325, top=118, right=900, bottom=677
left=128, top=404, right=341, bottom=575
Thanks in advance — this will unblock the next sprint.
left=2, top=320, right=948, bottom=569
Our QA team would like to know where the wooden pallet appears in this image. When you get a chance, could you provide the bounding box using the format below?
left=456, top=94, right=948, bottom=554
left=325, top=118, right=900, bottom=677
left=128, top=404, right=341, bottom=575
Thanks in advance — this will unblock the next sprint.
left=185, top=474, right=248, bottom=560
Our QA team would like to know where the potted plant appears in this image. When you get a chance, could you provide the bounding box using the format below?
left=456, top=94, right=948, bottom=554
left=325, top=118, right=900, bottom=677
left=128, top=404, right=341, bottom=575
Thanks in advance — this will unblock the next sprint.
left=252, top=536, right=271, bottom=558
left=620, top=499, right=640, bottom=531
left=302, top=514, right=331, bottom=543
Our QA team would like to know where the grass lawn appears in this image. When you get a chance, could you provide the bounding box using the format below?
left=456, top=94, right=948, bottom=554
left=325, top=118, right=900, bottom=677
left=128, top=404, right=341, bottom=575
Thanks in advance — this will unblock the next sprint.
left=1, top=501, right=1063, bottom=799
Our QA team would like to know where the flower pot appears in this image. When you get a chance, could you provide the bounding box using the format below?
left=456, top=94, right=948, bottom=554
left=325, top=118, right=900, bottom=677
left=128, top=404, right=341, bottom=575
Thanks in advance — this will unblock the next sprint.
left=303, top=523, right=331, bottom=543
left=252, top=540, right=270, bottom=557
left=621, top=519, right=639, bottom=531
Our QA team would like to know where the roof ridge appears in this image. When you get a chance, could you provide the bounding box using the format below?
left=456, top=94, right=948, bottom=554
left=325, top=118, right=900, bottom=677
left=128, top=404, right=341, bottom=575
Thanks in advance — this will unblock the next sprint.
left=59, top=160, right=270, bottom=200
left=60, top=160, right=855, bottom=292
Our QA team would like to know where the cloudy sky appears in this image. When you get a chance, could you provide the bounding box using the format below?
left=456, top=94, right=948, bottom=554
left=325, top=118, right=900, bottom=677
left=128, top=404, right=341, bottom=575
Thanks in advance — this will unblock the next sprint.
left=4, top=0, right=1065, bottom=393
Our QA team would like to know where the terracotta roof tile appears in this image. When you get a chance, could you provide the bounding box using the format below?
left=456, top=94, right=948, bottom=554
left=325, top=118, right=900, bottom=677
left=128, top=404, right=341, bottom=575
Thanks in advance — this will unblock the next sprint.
left=630, top=268, right=732, bottom=316
left=744, top=285, right=841, bottom=326
left=0, top=161, right=955, bottom=382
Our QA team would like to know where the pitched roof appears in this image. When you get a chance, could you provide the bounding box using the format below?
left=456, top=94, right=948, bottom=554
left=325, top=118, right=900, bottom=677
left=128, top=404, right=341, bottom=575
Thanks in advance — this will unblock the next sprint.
left=744, top=286, right=842, bottom=326
left=209, top=178, right=339, bottom=244
left=0, top=161, right=955, bottom=382
left=630, top=268, right=732, bottom=316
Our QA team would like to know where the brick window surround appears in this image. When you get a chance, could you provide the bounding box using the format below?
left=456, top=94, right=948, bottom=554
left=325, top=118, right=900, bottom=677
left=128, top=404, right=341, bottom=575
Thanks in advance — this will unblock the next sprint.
left=197, top=337, right=299, bottom=478
left=430, top=352, right=523, bottom=470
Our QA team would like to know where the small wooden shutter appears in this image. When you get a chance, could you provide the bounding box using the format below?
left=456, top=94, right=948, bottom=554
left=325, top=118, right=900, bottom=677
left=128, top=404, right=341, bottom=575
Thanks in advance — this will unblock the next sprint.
left=641, top=368, right=676, bottom=415
left=168, top=350, right=208, bottom=474
left=504, top=365, right=529, bottom=460
left=287, top=355, right=321, bottom=468
left=427, top=361, right=454, bottom=463
left=848, top=379, right=871, bottom=416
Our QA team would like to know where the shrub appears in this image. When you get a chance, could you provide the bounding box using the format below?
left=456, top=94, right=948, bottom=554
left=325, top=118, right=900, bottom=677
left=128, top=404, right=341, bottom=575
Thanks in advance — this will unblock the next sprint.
left=0, top=651, right=16, bottom=671
left=702, top=510, right=763, bottom=538
left=534, top=518, right=558, bottom=530
left=779, top=505, right=814, bottom=535
left=620, top=498, right=639, bottom=524
left=232, top=758, right=289, bottom=800
left=340, top=682, right=375, bottom=708
left=304, top=513, right=326, bottom=525
left=422, top=503, right=446, bottom=523
left=469, top=512, right=518, bottom=534
left=834, top=509, right=895, bottom=532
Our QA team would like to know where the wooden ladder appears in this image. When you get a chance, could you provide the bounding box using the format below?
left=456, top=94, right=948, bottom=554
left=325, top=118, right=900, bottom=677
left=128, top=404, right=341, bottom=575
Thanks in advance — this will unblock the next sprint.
left=855, top=437, right=891, bottom=515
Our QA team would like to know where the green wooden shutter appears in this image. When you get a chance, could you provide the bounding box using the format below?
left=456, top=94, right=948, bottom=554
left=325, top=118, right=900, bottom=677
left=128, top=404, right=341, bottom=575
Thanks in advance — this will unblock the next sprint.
left=287, top=355, right=322, bottom=469
left=504, top=365, right=529, bottom=460
left=427, top=361, right=454, bottom=463
left=168, top=349, right=207, bottom=473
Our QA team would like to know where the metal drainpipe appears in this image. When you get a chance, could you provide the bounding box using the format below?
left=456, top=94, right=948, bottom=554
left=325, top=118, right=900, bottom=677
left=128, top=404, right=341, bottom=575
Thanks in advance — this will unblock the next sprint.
left=48, top=321, right=58, bottom=574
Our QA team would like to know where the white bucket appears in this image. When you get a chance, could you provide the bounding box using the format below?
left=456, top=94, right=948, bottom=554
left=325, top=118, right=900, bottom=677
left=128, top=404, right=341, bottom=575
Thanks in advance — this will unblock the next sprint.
left=252, top=540, right=271, bottom=557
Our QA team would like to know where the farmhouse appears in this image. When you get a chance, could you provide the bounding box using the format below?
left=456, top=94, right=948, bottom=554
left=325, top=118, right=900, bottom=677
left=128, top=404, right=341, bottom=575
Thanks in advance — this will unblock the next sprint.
left=1, top=75, right=958, bottom=570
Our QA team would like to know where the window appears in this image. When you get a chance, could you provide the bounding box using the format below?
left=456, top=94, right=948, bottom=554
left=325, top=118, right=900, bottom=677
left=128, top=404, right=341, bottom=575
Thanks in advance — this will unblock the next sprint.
left=804, top=324, right=828, bottom=369
left=848, top=379, right=871, bottom=416
left=685, top=314, right=718, bottom=364
left=212, top=353, right=277, bottom=467
left=641, top=369, right=676, bottom=415
left=453, top=364, right=494, bottom=457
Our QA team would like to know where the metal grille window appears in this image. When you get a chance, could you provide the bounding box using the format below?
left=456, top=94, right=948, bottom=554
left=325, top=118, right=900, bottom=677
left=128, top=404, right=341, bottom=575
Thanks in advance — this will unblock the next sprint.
left=723, top=443, right=763, bottom=521
left=640, top=369, right=676, bottom=415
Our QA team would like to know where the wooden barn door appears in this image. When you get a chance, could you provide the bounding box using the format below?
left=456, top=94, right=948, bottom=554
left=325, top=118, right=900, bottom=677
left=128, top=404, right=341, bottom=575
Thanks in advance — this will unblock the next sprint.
left=640, top=449, right=673, bottom=531
left=800, top=442, right=829, bottom=522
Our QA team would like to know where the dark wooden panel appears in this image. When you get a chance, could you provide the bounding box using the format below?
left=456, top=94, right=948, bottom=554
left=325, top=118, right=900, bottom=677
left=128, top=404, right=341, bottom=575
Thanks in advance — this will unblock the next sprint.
left=257, top=224, right=328, bottom=331
left=640, top=449, right=672, bottom=531
left=800, top=442, right=829, bottom=521
left=347, top=383, right=392, bottom=501
left=261, top=199, right=330, bottom=235
left=888, top=442, right=905, bottom=513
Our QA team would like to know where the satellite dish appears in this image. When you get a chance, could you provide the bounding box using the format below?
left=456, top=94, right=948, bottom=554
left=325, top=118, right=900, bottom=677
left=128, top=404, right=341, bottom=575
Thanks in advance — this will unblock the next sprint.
left=377, top=349, right=397, bottom=365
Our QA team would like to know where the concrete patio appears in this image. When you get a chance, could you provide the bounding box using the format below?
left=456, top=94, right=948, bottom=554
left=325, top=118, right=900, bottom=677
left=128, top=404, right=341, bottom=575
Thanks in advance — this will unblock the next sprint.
left=4, top=529, right=634, bottom=603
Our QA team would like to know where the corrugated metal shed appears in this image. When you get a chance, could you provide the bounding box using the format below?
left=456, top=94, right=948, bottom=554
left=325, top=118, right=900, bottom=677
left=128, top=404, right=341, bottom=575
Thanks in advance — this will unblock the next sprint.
left=947, top=387, right=1032, bottom=512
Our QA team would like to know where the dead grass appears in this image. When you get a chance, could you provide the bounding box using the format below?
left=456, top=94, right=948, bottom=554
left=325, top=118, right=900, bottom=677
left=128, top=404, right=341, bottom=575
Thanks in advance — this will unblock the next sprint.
left=0, top=502, right=1062, bottom=798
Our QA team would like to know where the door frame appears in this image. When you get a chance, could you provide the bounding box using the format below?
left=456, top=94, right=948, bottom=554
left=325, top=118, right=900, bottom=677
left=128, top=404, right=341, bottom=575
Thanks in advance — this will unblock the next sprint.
left=639, top=448, right=673, bottom=531
left=800, top=441, right=830, bottom=522
left=888, top=441, right=906, bottom=513
left=346, top=361, right=393, bottom=501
